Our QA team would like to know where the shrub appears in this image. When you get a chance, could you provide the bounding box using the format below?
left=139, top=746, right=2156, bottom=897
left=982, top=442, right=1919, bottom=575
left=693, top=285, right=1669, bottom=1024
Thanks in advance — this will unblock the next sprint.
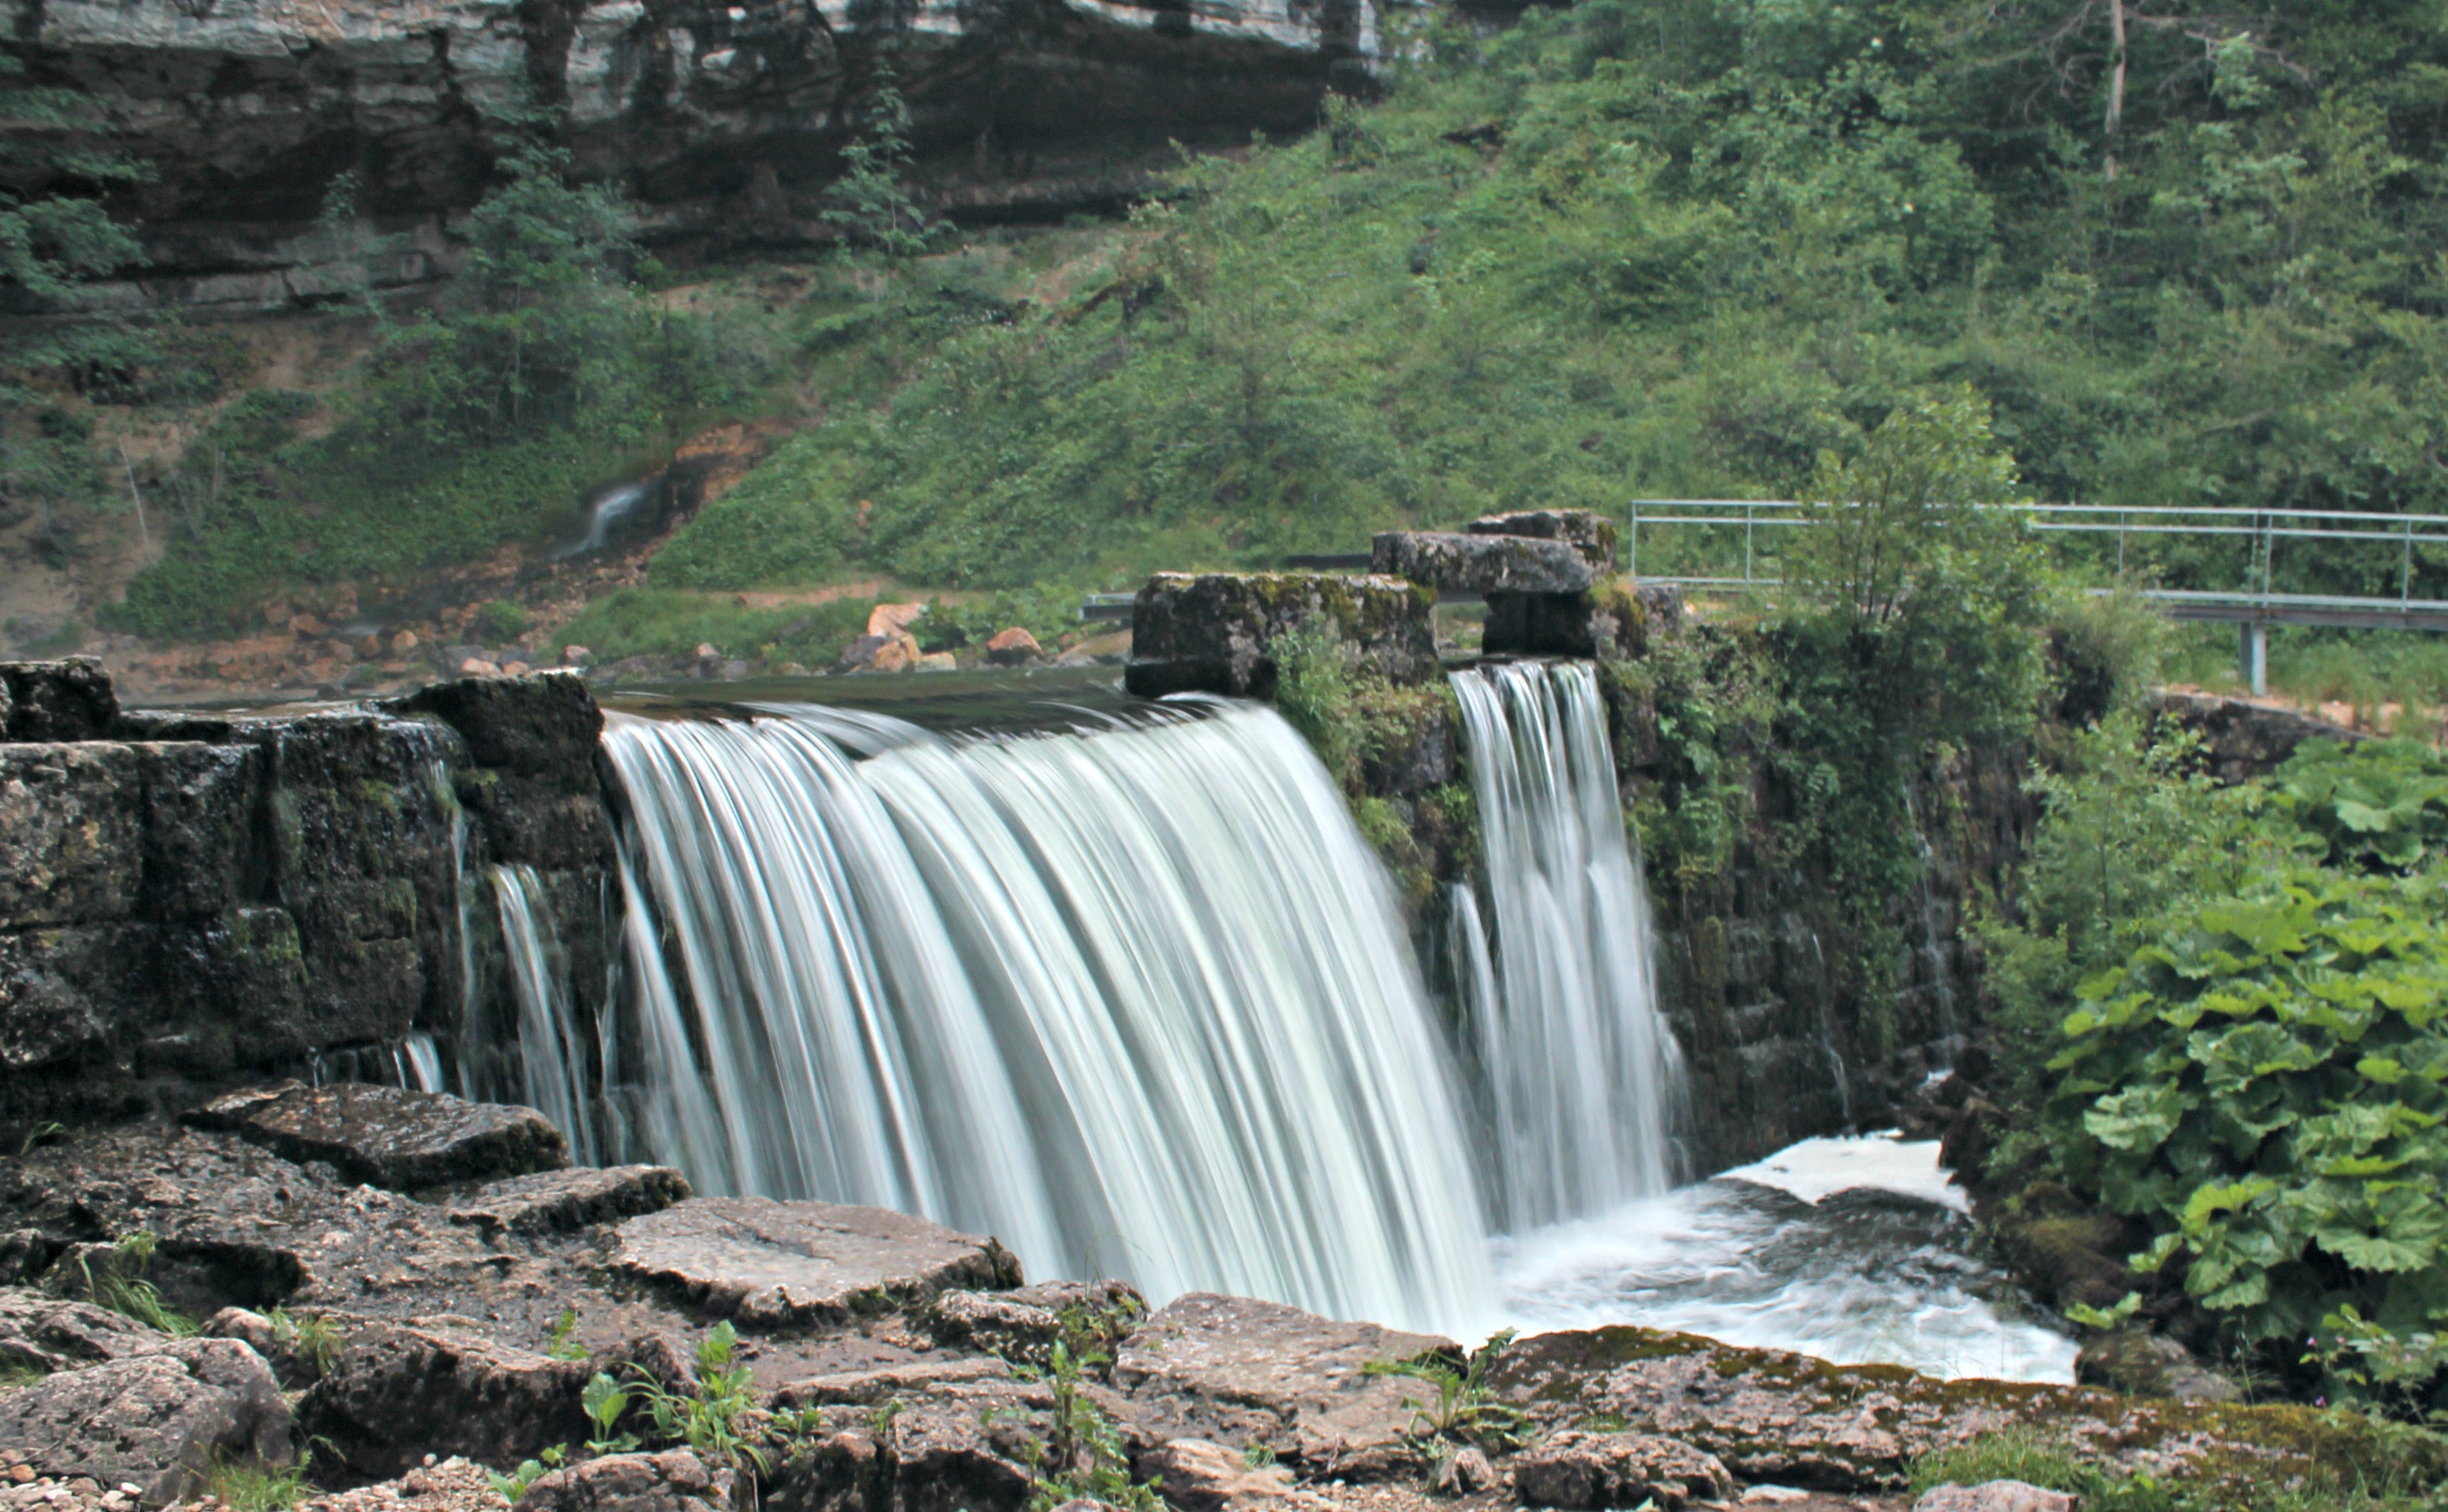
left=2043, top=868, right=2448, bottom=1396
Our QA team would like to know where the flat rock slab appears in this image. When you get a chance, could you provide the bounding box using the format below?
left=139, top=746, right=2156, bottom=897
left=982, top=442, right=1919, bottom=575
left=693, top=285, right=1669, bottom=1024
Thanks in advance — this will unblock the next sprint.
left=0, top=1338, right=292, bottom=1506
left=1468, top=510, right=1619, bottom=572
left=0, top=1287, right=168, bottom=1373
left=1114, top=1293, right=1454, bottom=1478
left=1914, top=1485, right=2076, bottom=1512
left=610, top=1196, right=1022, bottom=1330
left=1511, top=1429, right=1734, bottom=1510
left=1370, top=532, right=1592, bottom=595
left=447, top=1165, right=691, bottom=1236
left=188, top=1081, right=568, bottom=1190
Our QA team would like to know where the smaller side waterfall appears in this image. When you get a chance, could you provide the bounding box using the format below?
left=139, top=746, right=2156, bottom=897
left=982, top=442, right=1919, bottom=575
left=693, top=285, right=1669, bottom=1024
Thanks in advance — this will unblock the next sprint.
left=489, top=864, right=601, bottom=1165
left=1451, top=660, right=1682, bottom=1230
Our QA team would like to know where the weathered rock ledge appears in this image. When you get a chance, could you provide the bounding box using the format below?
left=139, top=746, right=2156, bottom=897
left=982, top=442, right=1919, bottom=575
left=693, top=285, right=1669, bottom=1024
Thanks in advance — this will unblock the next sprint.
left=0, top=659, right=618, bottom=1134
left=0, top=1101, right=2417, bottom=1512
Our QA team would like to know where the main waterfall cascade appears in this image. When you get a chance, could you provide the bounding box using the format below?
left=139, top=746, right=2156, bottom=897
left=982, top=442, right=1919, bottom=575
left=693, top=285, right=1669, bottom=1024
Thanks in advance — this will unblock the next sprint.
left=597, top=699, right=1496, bottom=1334
left=1448, top=661, right=1684, bottom=1227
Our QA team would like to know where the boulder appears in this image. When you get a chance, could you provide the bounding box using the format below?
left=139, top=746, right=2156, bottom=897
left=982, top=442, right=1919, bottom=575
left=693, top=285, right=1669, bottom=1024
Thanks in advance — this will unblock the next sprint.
left=390, top=672, right=601, bottom=783
left=1913, top=1484, right=2078, bottom=1512
left=985, top=627, right=1043, bottom=666
left=296, top=1319, right=595, bottom=1481
left=0, top=1287, right=167, bottom=1374
left=867, top=603, right=929, bottom=638
left=915, top=652, right=957, bottom=672
left=1126, top=573, right=1437, bottom=699
left=1113, top=1293, right=1453, bottom=1477
left=610, top=1197, right=1022, bottom=1329
left=446, top=1166, right=692, bottom=1236
left=1467, top=509, right=1619, bottom=573
left=521, top=1450, right=739, bottom=1512
left=0, top=1338, right=293, bottom=1506
left=1510, top=1430, right=1735, bottom=1510
left=2154, top=691, right=2363, bottom=783
left=923, top=1289, right=1064, bottom=1365
left=2074, top=1330, right=2240, bottom=1404
left=1138, top=1438, right=1324, bottom=1512
left=0, top=660, right=117, bottom=742
left=186, top=1081, right=570, bottom=1190
left=870, top=635, right=924, bottom=674
left=1369, top=532, right=1592, bottom=595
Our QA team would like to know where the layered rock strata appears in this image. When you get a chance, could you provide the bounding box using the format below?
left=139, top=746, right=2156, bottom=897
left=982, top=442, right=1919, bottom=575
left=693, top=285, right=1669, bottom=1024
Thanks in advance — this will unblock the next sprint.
left=7, top=0, right=1389, bottom=301
left=0, top=660, right=618, bottom=1132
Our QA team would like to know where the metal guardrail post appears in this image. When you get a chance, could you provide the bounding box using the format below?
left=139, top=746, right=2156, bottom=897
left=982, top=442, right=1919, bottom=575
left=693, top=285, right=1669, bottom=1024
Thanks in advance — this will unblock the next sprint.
left=1743, top=503, right=1755, bottom=584
left=1628, top=499, right=1639, bottom=581
left=2405, top=517, right=2416, bottom=605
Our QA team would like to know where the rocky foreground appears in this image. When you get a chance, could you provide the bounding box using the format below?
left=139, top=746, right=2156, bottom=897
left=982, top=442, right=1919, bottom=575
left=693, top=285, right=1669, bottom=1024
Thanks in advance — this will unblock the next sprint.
left=0, top=1081, right=2421, bottom=1512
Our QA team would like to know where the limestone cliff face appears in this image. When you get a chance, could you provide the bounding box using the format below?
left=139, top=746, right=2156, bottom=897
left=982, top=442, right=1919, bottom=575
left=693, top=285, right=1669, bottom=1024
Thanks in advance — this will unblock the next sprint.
left=8, top=0, right=1383, bottom=299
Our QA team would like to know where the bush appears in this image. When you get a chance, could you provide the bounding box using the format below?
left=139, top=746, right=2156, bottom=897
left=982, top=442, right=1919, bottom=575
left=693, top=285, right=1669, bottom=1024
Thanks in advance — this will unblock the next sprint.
left=2045, top=862, right=2448, bottom=1398
left=554, top=589, right=872, bottom=668
left=477, top=599, right=529, bottom=643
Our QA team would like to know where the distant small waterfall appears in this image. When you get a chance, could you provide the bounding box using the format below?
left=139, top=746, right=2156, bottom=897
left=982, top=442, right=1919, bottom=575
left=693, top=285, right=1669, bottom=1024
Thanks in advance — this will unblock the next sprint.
left=600, top=701, right=1494, bottom=1334
left=1449, top=660, right=1682, bottom=1230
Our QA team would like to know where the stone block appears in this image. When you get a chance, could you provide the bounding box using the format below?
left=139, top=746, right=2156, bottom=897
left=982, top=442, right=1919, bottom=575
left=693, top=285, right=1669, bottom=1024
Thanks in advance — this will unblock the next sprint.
left=0, top=1338, right=293, bottom=1506
left=1370, top=531, right=1592, bottom=595
left=611, top=1196, right=1023, bottom=1330
left=0, top=660, right=117, bottom=742
left=1126, top=573, right=1437, bottom=698
left=137, top=743, right=264, bottom=921
left=0, top=744, right=146, bottom=930
left=187, top=1081, right=569, bottom=1190
left=1467, top=509, right=1620, bottom=572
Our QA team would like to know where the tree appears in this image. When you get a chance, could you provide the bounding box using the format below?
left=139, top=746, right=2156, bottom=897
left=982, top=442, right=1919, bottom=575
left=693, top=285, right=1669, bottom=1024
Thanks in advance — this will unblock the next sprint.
left=819, top=63, right=940, bottom=256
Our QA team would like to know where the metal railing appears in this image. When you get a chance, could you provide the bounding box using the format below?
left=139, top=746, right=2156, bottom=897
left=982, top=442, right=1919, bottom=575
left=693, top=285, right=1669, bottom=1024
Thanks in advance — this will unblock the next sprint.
left=1625, top=499, right=2448, bottom=694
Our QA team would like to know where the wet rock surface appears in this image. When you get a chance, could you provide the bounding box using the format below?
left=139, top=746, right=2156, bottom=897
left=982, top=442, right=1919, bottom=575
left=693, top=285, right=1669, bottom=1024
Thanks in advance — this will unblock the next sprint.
left=612, top=1197, right=1022, bottom=1328
left=0, top=660, right=117, bottom=743
left=446, top=1165, right=691, bottom=1236
left=0, top=1338, right=293, bottom=1506
left=298, top=1318, right=598, bottom=1481
left=1114, top=1293, right=1453, bottom=1477
left=188, top=1081, right=570, bottom=1191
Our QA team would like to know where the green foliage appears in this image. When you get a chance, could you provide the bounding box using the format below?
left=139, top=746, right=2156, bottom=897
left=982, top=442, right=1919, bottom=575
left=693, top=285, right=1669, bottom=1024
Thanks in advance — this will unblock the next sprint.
left=267, top=1308, right=341, bottom=1375
left=478, top=599, right=530, bottom=644
left=80, top=1230, right=198, bottom=1338
left=112, top=138, right=759, bottom=638
left=552, top=589, right=873, bottom=669
left=545, top=1305, right=586, bottom=1361
left=2045, top=869, right=2448, bottom=1389
left=486, top=1444, right=566, bottom=1504
left=2271, top=741, right=2448, bottom=876
left=205, top=1451, right=317, bottom=1512
left=631, top=1321, right=768, bottom=1477
left=1976, top=715, right=2282, bottom=1109
left=1023, top=1338, right=1162, bottom=1512
left=819, top=63, right=940, bottom=256
left=1910, top=1421, right=2448, bottom=1512
left=1360, top=1329, right=1533, bottom=1453
left=1272, top=628, right=1363, bottom=789
left=581, top=1371, right=641, bottom=1456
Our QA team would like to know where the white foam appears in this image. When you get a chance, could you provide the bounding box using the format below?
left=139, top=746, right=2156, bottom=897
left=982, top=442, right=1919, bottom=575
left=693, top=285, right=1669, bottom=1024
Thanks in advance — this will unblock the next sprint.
left=1720, top=1130, right=1969, bottom=1212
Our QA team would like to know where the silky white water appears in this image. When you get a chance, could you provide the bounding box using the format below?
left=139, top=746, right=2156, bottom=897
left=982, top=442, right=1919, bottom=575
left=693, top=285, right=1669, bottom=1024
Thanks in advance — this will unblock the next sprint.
left=1496, top=1133, right=2078, bottom=1383
left=601, top=700, right=1494, bottom=1334
left=1449, top=660, right=1682, bottom=1227
left=490, top=863, right=603, bottom=1167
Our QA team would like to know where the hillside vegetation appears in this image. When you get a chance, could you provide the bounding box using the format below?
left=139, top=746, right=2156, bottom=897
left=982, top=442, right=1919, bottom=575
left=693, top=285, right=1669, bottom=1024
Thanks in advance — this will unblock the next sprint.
left=10, top=0, right=2448, bottom=659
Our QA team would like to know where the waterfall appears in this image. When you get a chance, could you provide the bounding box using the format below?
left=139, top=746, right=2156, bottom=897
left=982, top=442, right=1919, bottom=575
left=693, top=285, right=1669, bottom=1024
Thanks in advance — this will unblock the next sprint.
left=489, top=864, right=603, bottom=1166
left=1449, top=660, right=1681, bottom=1230
left=600, top=701, right=1494, bottom=1334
